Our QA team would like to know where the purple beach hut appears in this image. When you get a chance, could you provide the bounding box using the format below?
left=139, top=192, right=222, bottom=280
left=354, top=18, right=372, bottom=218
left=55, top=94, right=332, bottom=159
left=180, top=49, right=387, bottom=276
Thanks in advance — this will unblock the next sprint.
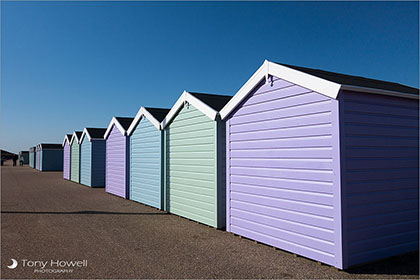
left=219, top=60, right=419, bottom=269
left=103, top=117, right=134, bottom=198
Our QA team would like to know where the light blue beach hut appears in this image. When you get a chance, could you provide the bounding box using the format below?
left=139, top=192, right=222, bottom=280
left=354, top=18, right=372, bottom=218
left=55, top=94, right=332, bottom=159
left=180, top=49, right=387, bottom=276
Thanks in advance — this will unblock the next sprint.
left=127, top=107, right=169, bottom=209
left=79, top=128, right=107, bottom=187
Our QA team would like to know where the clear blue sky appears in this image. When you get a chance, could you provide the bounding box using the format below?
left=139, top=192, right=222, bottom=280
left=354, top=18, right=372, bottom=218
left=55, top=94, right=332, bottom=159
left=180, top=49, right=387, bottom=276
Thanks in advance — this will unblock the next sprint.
left=1, top=1, right=418, bottom=153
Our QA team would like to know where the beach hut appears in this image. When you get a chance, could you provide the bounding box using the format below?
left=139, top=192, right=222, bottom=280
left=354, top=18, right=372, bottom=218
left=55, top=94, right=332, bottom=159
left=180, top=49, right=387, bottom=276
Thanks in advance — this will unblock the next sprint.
left=104, top=117, right=134, bottom=198
left=37, top=144, right=63, bottom=171
left=35, top=144, right=41, bottom=170
left=62, top=134, right=72, bottom=180
left=219, top=60, right=419, bottom=269
left=70, top=131, right=83, bottom=183
left=127, top=107, right=170, bottom=209
left=79, top=128, right=107, bottom=187
left=29, top=147, right=36, bottom=168
left=19, top=151, right=29, bottom=165
left=161, top=91, right=232, bottom=228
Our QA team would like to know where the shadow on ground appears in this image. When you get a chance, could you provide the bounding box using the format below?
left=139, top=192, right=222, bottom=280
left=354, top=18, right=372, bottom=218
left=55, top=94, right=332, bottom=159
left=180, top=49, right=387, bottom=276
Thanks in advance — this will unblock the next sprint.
left=345, top=251, right=419, bottom=276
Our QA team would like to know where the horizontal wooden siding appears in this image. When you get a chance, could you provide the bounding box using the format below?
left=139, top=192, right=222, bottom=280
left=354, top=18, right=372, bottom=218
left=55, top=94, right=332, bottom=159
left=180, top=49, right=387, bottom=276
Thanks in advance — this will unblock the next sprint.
left=70, top=143, right=80, bottom=182
left=91, top=141, right=106, bottom=187
left=106, top=125, right=128, bottom=198
left=130, top=117, right=162, bottom=209
left=63, top=143, right=70, bottom=179
left=80, top=140, right=92, bottom=186
left=41, top=150, right=63, bottom=171
left=226, top=76, right=340, bottom=266
left=165, top=104, right=218, bottom=227
left=340, top=91, right=419, bottom=267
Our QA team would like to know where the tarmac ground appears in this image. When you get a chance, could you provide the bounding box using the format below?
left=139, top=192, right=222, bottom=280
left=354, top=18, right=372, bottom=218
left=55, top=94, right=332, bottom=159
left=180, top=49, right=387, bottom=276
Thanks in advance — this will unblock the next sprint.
left=1, top=162, right=419, bottom=279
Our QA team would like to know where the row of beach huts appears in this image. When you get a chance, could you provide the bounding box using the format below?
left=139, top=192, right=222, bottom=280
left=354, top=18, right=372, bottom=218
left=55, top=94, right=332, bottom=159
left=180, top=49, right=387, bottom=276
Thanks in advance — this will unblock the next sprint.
left=26, top=61, right=419, bottom=269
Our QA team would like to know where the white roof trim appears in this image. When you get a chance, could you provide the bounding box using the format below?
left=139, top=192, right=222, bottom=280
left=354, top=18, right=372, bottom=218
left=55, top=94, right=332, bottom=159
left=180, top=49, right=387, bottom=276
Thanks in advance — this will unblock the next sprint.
left=80, top=128, right=91, bottom=144
left=81, top=128, right=107, bottom=143
left=104, top=117, right=126, bottom=139
left=268, top=61, right=342, bottom=99
left=62, top=134, right=71, bottom=147
left=160, top=92, right=185, bottom=129
left=70, top=132, right=81, bottom=146
left=220, top=60, right=419, bottom=119
left=340, top=84, right=419, bottom=100
left=127, top=107, right=161, bottom=135
left=161, top=91, right=218, bottom=129
left=219, top=61, right=268, bottom=119
left=220, top=60, right=341, bottom=119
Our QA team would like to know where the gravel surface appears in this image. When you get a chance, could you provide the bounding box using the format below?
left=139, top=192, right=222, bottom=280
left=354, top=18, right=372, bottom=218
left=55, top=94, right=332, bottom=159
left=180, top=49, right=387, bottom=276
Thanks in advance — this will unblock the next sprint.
left=1, top=163, right=418, bottom=279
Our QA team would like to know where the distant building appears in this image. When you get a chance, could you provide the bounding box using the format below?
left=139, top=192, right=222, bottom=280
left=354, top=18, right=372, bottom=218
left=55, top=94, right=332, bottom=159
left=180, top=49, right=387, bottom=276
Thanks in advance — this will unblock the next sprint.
left=19, top=151, right=29, bottom=164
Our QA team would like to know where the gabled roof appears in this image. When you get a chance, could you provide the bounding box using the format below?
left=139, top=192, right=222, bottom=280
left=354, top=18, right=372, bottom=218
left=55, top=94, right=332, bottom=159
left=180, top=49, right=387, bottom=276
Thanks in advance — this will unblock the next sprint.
left=116, top=117, right=134, bottom=130
left=62, top=134, right=73, bottom=147
left=80, top=128, right=107, bottom=143
left=70, top=131, right=83, bottom=145
left=219, top=60, right=419, bottom=119
left=278, top=63, right=419, bottom=95
left=146, top=107, right=170, bottom=122
left=40, top=144, right=63, bottom=150
left=127, top=107, right=170, bottom=135
left=161, top=91, right=232, bottom=129
left=104, top=117, right=134, bottom=139
left=188, top=92, right=233, bottom=112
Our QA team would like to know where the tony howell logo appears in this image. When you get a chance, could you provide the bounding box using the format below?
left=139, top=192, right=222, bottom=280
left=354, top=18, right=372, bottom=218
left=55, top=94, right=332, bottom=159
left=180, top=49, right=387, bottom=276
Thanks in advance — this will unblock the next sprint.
left=7, top=258, right=88, bottom=273
left=7, top=259, right=18, bottom=269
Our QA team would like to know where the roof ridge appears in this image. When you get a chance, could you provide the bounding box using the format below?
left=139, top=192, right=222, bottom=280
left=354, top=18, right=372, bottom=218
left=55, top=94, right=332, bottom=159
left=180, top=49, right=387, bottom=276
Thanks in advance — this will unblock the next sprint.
left=189, top=91, right=232, bottom=98
left=276, top=62, right=419, bottom=92
left=144, top=107, right=170, bottom=110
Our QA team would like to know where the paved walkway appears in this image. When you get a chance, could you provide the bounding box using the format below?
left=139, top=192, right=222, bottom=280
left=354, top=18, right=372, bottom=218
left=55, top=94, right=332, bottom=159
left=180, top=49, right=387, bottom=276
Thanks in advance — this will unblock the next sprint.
left=1, top=163, right=418, bottom=279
